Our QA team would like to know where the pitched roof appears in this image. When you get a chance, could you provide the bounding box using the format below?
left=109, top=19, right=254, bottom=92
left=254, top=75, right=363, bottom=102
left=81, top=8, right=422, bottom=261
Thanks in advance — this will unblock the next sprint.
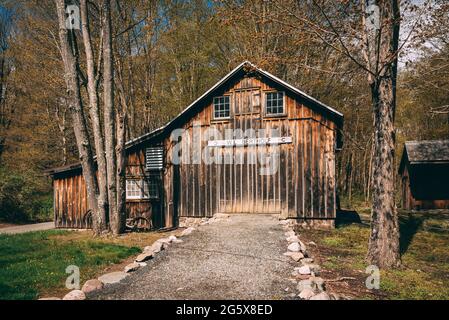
left=399, top=140, right=449, bottom=174
left=405, top=140, right=449, bottom=163
left=126, top=61, right=343, bottom=149
left=47, top=61, right=343, bottom=176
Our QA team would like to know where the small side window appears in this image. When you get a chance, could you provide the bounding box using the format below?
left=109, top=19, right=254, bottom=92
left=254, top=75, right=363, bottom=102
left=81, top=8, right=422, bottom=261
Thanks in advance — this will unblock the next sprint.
left=126, top=179, right=159, bottom=200
left=265, top=92, right=285, bottom=116
left=213, top=96, right=230, bottom=119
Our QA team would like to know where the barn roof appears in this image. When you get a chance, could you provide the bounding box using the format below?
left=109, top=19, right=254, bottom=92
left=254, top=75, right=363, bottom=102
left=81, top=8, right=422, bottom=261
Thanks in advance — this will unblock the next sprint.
left=399, top=140, right=449, bottom=173
left=47, top=61, right=343, bottom=177
left=125, top=61, right=344, bottom=149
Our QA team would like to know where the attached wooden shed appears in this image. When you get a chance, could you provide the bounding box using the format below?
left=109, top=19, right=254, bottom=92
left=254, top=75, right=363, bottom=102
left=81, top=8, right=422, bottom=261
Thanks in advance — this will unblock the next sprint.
left=46, top=61, right=344, bottom=229
left=399, top=140, right=449, bottom=210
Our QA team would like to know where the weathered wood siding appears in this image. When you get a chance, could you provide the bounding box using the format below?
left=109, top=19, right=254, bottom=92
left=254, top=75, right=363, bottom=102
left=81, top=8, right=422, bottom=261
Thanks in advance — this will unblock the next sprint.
left=53, top=174, right=88, bottom=228
left=169, top=75, right=337, bottom=220
left=54, top=144, right=165, bottom=229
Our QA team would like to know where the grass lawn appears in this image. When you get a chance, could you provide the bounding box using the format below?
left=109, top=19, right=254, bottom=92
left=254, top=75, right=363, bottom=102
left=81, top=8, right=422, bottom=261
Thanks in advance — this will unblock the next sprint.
left=298, top=209, right=449, bottom=300
left=0, top=229, right=175, bottom=300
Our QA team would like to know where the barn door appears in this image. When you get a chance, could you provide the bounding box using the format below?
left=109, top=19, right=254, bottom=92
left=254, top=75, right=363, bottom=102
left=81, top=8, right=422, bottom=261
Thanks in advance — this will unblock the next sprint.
left=218, top=88, right=281, bottom=214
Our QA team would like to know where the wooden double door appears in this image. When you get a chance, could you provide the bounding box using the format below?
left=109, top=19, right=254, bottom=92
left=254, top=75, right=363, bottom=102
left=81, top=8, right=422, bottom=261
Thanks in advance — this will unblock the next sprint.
left=217, top=88, right=284, bottom=214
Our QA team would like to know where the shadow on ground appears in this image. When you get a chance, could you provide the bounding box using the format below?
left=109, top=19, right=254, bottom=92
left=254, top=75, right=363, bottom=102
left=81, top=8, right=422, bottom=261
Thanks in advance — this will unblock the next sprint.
left=336, top=210, right=363, bottom=227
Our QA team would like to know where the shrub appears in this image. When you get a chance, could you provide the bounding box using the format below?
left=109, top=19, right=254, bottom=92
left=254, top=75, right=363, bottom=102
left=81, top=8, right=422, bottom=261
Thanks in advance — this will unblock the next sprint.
left=0, top=168, right=53, bottom=223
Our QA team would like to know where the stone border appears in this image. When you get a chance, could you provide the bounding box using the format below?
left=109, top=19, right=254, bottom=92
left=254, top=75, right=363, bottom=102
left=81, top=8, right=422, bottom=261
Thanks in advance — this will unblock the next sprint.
left=39, top=214, right=231, bottom=300
left=280, top=219, right=341, bottom=300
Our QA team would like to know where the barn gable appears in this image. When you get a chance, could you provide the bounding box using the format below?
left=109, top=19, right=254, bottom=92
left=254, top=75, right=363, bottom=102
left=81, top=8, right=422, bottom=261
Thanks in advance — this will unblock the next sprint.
left=126, top=61, right=343, bottom=150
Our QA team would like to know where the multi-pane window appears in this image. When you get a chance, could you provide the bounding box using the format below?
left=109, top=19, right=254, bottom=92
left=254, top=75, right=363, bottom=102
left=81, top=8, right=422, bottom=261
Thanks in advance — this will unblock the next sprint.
left=265, top=92, right=285, bottom=115
left=126, top=179, right=159, bottom=200
left=213, top=96, right=230, bottom=119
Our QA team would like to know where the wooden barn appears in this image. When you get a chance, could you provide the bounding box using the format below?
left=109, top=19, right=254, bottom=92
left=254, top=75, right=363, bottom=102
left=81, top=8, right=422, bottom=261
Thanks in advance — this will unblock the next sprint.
left=399, top=140, right=449, bottom=210
left=46, top=61, right=344, bottom=230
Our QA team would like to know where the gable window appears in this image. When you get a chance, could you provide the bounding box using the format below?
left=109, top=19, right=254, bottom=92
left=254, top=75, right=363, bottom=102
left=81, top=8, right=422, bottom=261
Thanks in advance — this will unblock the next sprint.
left=265, top=91, right=285, bottom=115
left=213, top=96, right=230, bottom=119
left=126, top=179, right=159, bottom=200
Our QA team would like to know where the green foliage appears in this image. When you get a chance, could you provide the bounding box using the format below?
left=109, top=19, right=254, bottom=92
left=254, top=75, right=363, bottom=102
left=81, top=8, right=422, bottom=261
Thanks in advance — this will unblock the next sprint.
left=0, top=168, right=52, bottom=223
left=0, top=230, right=140, bottom=300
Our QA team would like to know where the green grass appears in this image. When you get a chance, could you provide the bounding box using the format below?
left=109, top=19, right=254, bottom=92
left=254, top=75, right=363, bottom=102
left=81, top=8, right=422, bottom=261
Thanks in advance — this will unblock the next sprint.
left=302, top=212, right=449, bottom=300
left=0, top=230, right=140, bottom=300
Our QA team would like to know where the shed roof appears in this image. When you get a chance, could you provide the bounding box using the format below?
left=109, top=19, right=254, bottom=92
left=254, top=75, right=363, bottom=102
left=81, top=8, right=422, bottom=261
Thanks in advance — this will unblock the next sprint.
left=399, top=140, right=449, bottom=174
left=404, top=140, right=449, bottom=163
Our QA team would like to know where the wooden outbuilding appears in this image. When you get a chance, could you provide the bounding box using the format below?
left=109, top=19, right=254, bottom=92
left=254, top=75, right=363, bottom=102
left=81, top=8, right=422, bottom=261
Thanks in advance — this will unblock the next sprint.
left=399, top=140, right=449, bottom=210
left=46, top=61, right=344, bottom=229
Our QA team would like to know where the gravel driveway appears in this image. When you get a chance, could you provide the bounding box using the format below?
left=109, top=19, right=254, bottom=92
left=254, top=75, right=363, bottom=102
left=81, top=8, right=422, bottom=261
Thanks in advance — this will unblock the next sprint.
left=91, top=214, right=296, bottom=300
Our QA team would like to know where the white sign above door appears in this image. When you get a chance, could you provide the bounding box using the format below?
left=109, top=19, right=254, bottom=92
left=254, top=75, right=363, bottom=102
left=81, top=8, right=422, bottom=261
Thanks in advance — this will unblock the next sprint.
left=208, top=136, right=292, bottom=147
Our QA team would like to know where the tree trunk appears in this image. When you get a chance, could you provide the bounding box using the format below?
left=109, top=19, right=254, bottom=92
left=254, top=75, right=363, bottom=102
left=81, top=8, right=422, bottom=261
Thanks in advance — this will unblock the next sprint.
left=102, top=0, right=120, bottom=234
left=367, top=77, right=401, bottom=268
left=80, top=0, right=109, bottom=232
left=116, top=111, right=127, bottom=234
left=366, top=0, right=401, bottom=268
left=55, top=0, right=99, bottom=231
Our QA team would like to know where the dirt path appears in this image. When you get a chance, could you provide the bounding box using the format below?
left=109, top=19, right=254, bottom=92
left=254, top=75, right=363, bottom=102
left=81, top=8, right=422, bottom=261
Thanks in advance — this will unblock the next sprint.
left=0, top=222, right=54, bottom=235
left=91, top=214, right=296, bottom=300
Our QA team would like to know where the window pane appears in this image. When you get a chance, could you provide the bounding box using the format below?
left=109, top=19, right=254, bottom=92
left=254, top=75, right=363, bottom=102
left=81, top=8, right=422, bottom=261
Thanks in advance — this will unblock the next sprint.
left=266, top=92, right=284, bottom=115
left=214, top=96, right=230, bottom=119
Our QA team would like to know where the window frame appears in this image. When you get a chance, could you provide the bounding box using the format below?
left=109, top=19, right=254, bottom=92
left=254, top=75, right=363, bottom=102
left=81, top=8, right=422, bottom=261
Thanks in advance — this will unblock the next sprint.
left=212, top=95, right=231, bottom=120
left=264, top=91, right=286, bottom=117
left=126, top=178, right=159, bottom=200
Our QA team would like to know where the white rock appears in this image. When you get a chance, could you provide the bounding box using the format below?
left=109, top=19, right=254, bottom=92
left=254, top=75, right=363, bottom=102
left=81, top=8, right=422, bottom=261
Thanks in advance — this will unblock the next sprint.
left=39, top=297, right=61, bottom=300
left=309, top=292, right=331, bottom=300
left=296, top=265, right=311, bottom=275
left=146, top=240, right=166, bottom=253
left=138, top=262, right=147, bottom=267
left=299, top=240, right=307, bottom=252
left=63, top=290, right=86, bottom=300
left=289, top=252, right=304, bottom=262
left=279, top=219, right=290, bottom=225
left=297, top=279, right=314, bottom=292
left=180, top=227, right=195, bottom=237
left=172, top=239, right=184, bottom=244
left=301, top=258, right=314, bottom=265
left=81, top=279, right=104, bottom=294
left=285, top=230, right=296, bottom=238
left=287, top=235, right=300, bottom=243
left=287, top=242, right=301, bottom=252
left=299, top=288, right=316, bottom=299
left=157, top=237, right=172, bottom=244
left=308, top=241, right=317, bottom=246
left=135, top=251, right=153, bottom=262
left=124, top=262, right=140, bottom=273
left=98, top=271, right=128, bottom=285
left=168, top=235, right=177, bottom=242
